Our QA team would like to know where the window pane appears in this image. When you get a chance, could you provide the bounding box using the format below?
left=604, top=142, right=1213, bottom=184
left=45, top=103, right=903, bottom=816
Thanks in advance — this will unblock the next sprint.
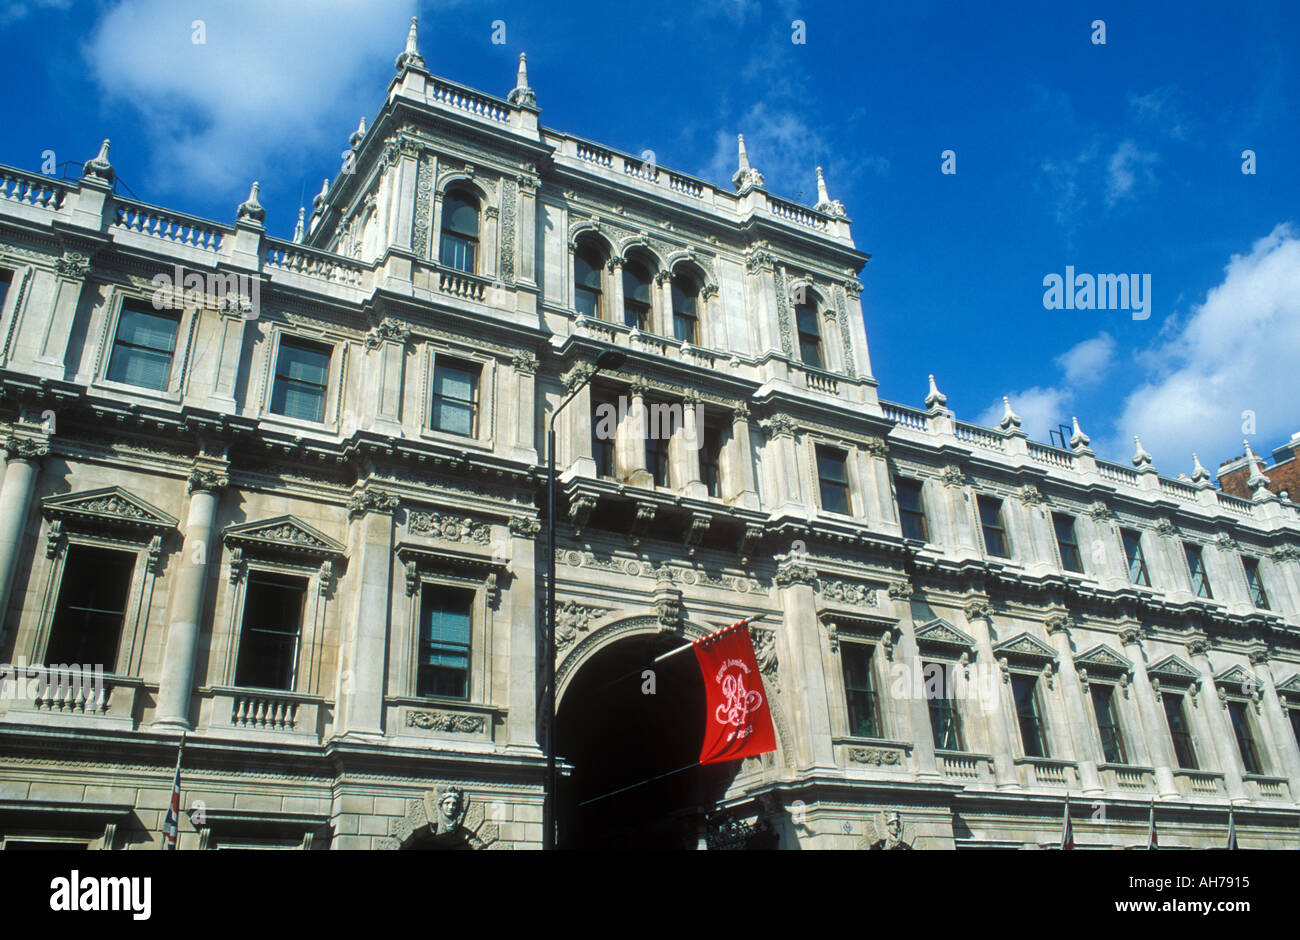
left=1184, top=544, right=1212, bottom=598
left=817, top=446, right=850, bottom=515
left=896, top=478, right=928, bottom=541
left=841, top=644, right=880, bottom=738
left=1012, top=675, right=1046, bottom=757
left=418, top=586, right=473, bottom=699
left=1122, top=530, right=1150, bottom=586
left=1227, top=700, right=1263, bottom=775
left=271, top=340, right=329, bottom=423
left=924, top=662, right=962, bottom=750
left=235, top=575, right=305, bottom=691
left=978, top=496, right=1009, bottom=558
left=1163, top=694, right=1197, bottom=769
left=671, top=279, right=697, bottom=316
left=1053, top=514, right=1084, bottom=572
left=1091, top=684, right=1127, bottom=764
left=116, top=306, right=179, bottom=353
left=443, top=194, right=478, bottom=237
left=107, top=306, right=180, bottom=390
left=701, top=425, right=724, bottom=498
left=1244, top=558, right=1270, bottom=609
left=673, top=313, right=697, bottom=343
left=44, top=545, right=135, bottom=669
left=623, top=262, right=651, bottom=304
left=795, top=303, right=819, bottom=336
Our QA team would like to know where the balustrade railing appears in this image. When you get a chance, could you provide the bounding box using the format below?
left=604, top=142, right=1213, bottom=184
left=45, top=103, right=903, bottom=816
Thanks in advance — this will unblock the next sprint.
left=113, top=200, right=225, bottom=252
left=0, top=168, right=66, bottom=210
left=264, top=239, right=367, bottom=287
left=427, top=77, right=509, bottom=122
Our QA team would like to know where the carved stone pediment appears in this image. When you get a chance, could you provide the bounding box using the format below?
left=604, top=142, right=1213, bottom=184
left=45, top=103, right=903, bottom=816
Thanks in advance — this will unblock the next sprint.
left=223, top=515, right=345, bottom=559
left=1213, top=664, right=1258, bottom=692
left=1275, top=673, right=1300, bottom=696
left=42, top=486, right=178, bottom=535
left=914, top=618, right=976, bottom=654
left=1074, top=644, right=1132, bottom=676
left=1147, top=654, right=1199, bottom=684
left=992, top=632, right=1057, bottom=665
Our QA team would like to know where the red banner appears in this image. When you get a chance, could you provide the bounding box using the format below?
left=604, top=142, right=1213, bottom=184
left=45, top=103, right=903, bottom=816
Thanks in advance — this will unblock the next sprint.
left=693, top=620, right=777, bottom=765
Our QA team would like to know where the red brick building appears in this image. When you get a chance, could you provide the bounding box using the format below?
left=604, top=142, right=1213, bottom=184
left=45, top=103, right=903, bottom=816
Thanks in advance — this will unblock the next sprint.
left=1219, top=432, right=1300, bottom=500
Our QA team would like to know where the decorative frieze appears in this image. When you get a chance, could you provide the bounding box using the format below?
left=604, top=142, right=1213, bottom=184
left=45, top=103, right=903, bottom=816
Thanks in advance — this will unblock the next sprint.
left=364, top=317, right=411, bottom=349
left=405, top=710, right=486, bottom=734
left=508, top=515, right=541, bottom=538
left=939, top=466, right=968, bottom=488
left=847, top=746, right=905, bottom=767
left=408, top=510, right=491, bottom=544
left=774, top=559, right=817, bottom=587
left=347, top=488, right=400, bottom=519
left=556, top=601, right=608, bottom=653
left=819, top=579, right=876, bottom=607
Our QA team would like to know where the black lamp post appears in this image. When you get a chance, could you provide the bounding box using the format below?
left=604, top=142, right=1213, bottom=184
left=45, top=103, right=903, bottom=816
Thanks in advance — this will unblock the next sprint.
left=543, top=348, right=625, bottom=850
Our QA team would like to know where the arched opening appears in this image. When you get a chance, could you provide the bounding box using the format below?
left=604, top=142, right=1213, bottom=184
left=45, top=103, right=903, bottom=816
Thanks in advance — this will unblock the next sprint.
left=555, top=631, right=738, bottom=849
left=670, top=273, right=699, bottom=344
left=795, top=297, right=823, bottom=368
left=573, top=238, right=606, bottom=319
left=621, top=257, right=653, bottom=331
left=439, top=188, right=479, bottom=273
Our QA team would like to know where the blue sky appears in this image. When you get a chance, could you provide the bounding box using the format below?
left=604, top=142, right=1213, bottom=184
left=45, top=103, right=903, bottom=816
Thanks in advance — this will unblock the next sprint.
left=2, top=0, right=1297, bottom=475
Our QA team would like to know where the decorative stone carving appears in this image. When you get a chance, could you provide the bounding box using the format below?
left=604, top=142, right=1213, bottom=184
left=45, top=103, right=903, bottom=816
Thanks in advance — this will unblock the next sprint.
left=568, top=493, right=597, bottom=533
left=347, top=488, right=400, bottom=518
left=364, top=317, right=411, bottom=349
left=1153, top=517, right=1179, bottom=539
left=224, top=516, right=345, bottom=558
left=186, top=468, right=229, bottom=495
left=819, top=579, right=876, bottom=607
left=861, top=436, right=888, bottom=458
left=887, top=580, right=913, bottom=601
left=848, top=747, right=904, bottom=767
left=833, top=286, right=857, bottom=379
left=821, top=618, right=838, bottom=652
left=772, top=266, right=794, bottom=357
left=939, top=466, right=968, bottom=488
left=1213, top=533, right=1241, bottom=553
left=408, top=510, right=491, bottom=544
left=508, top=515, right=541, bottom=538
left=867, top=811, right=912, bottom=850
left=82, top=138, right=114, bottom=184
left=963, top=597, right=992, bottom=621
left=236, top=181, right=266, bottom=224
left=561, top=362, right=595, bottom=391
left=762, top=414, right=796, bottom=440
left=1273, top=545, right=1300, bottom=564
left=1018, top=484, right=1047, bottom=506
left=750, top=626, right=780, bottom=691
left=1118, top=625, right=1143, bottom=646
left=55, top=252, right=92, bottom=279
left=1088, top=501, right=1116, bottom=522
left=774, top=559, right=817, bottom=587
left=2, top=436, right=49, bottom=461
left=1044, top=612, right=1074, bottom=636
left=555, top=601, right=608, bottom=653
left=412, top=152, right=434, bottom=258
left=1186, top=634, right=1211, bottom=658
left=511, top=350, right=539, bottom=374
left=405, top=711, right=486, bottom=734
left=500, top=177, right=517, bottom=285
left=744, top=246, right=774, bottom=274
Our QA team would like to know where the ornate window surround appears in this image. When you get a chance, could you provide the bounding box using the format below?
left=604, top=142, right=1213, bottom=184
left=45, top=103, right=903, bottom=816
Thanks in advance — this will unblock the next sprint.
left=89, top=287, right=197, bottom=405
left=28, top=487, right=178, bottom=677
left=830, top=626, right=895, bottom=743
left=218, top=516, right=345, bottom=695
left=430, top=171, right=498, bottom=279
left=256, top=323, right=347, bottom=434
left=417, top=342, right=496, bottom=451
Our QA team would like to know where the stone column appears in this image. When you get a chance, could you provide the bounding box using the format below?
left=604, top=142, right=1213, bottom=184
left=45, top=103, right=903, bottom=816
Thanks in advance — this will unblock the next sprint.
left=1119, top=624, right=1179, bottom=797
left=615, top=381, right=651, bottom=486
left=515, top=173, right=537, bottom=286
left=33, top=253, right=93, bottom=380
left=761, top=414, right=800, bottom=513
left=938, top=469, right=981, bottom=558
left=561, top=366, right=596, bottom=475
left=1046, top=613, right=1104, bottom=794
left=506, top=517, right=540, bottom=748
left=723, top=405, right=759, bottom=510
left=0, top=437, right=46, bottom=636
left=673, top=391, right=706, bottom=498
left=1250, top=649, right=1300, bottom=798
left=510, top=351, right=538, bottom=456
left=1264, top=548, right=1300, bottom=617
left=858, top=439, right=898, bottom=534
left=895, top=593, right=941, bottom=780
left=1187, top=633, right=1248, bottom=801
left=335, top=487, right=398, bottom=737
left=774, top=559, right=835, bottom=769
left=364, top=319, right=410, bottom=436
left=154, top=466, right=228, bottom=730
left=655, top=269, right=674, bottom=337
left=964, top=597, right=1019, bottom=789
left=606, top=257, right=624, bottom=323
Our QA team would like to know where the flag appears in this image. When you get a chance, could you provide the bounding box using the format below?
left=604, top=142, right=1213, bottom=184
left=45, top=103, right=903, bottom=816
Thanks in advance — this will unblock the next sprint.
left=1060, top=794, right=1074, bottom=850
left=693, top=617, right=777, bottom=765
left=161, top=734, right=185, bottom=850
left=1227, top=807, right=1237, bottom=850
left=1146, top=798, right=1158, bottom=850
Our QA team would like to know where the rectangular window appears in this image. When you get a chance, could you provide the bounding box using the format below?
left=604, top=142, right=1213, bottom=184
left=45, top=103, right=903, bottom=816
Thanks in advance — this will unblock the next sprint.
left=1243, top=557, right=1270, bottom=610
left=417, top=585, right=473, bottom=699
left=431, top=358, right=480, bottom=437
left=923, top=661, right=963, bottom=750
left=44, top=545, right=135, bottom=670
left=672, top=310, right=697, bottom=344
left=1053, top=513, right=1084, bottom=573
left=1226, top=699, right=1264, bottom=775
left=1121, top=529, right=1150, bottom=586
left=700, top=424, right=724, bottom=498
left=1290, top=708, right=1300, bottom=750
left=1090, top=684, right=1127, bottom=764
left=816, top=445, right=850, bottom=515
left=591, top=395, right=616, bottom=479
left=234, top=573, right=306, bottom=691
left=1183, top=543, right=1213, bottom=599
left=1162, top=693, right=1197, bottom=769
left=0, top=269, right=12, bottom=311
left=645, top=407, right=670, bottom=487
left=841, top=643, right=881, bottom=738
left=1011, top=674, right=1047, bottom=757
left=895, top=477, right=929, bottom=542
left=977, top=495, right=1010, bottom=558
left=106, top=302, right=179, bottom=391
left=270, top=337, right=330, bottom=423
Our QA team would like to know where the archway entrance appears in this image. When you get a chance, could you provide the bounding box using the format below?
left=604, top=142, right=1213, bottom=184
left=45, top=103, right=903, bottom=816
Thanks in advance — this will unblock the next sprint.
left=555, top=632, right=738, bottom=849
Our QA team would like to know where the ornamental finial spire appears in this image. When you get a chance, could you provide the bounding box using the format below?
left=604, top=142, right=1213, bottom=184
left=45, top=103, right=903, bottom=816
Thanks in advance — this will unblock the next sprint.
left=1069, top=416, right=1091, bottom=450
left=237, top=181, right=266, bottom=224
left=312, top=178, right=330, bottom=213
left=1132, top=435, right=1154, bottom=469
left=508, top=52, right=537, bottom=108
left=733, top=134, right=764, bottom=193
left=924, top=373, right=947, bottom=410
left=82, top=138, right=114, bottom=185
left=349, top=116, right=366, bottom=149
left=816, top=166, right=830, bottom=205
left=813, top=165, right=846, bottom=217
left=1244, top=439, right=1272, bottom=496
left=395, top=16, right=425, bottom=72
left=1190, top=452, right=1210, bottom=484
left=292, top=206, right=306, bottom=243
left=999, top=395, right=1022, bottom=430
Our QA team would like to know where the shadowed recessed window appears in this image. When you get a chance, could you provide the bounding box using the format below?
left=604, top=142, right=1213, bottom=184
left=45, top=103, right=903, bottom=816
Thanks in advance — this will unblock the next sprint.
left=1091, top=683, right=1127, bottom=764
left=107, top=302, right=180, bottom=391
left=44, top=544, right=135, bottom=670
left=895, top=477, right=928, bottom=541
left=671, top=276, right=699, bottom=344
left=924, top=661, right=962, bottom=750
left=574, top=244, right=604, bottom=319
left=816, top=445, right=850, bottom=515
left=1183, top=543, right=1212, bottom=599
left=1012, top=673, right=1047, bottom=757
left=1121, top=529, right=1150, bottom=586
left=1163, top=692, right=1197, bottom=769
left=439, top=191, right=479, bottom=273
left=700, top=423, right=724, bottom=498
left=431, top=358, right=480, bottom=437
left=1226, top=699, right=1264, bottom=775
left=842, top=642, right=881, bottom=738
left=418, top=585, right=473, bottom=699
left=977, top=495, right=1010, bottom=558
left=271, top=337, right=330, bottom=423
left=1053, top=513, right=1084, bottom=573
left=235, top=573, right=306, bottom=691
left=1242, top=557, right=1270, bottom=610
left=622, top=260, right=651, bottom=331
left=795, top=301, right=822, bottom=368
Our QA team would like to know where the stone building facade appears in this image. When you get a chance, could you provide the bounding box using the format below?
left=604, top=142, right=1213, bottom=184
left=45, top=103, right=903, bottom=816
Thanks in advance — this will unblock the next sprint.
left=0, top=20, right=1297, bottom=849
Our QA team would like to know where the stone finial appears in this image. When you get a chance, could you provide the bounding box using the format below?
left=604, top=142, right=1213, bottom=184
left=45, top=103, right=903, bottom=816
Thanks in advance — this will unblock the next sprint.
left=349, top=116, right=367, bottom=149
left=1068, top=415, right=1091, bottom=451
left=733, top=134, right=765, bottom=193
left=813, top=165, right=847, bottom=218
left=924, top=373, right=947, bottom=409
left=237, top=181, right=266, bottom=224
left=395, top=16, right=426, bottom=72
left=1244, top=439, right=1272, bottom=499
left=507, top=52, right=537, bottom=108
left=292, top=206, right=306, bottom=243
left=1190, top=452, right=1211, bottom=485
left=998, top=396, right=1021, bottom=431
left=1132, top=435, right=1154, bottom=469
left=313, top=178, right=330, bottom=213
left=82, top=138, right=114, bottom=185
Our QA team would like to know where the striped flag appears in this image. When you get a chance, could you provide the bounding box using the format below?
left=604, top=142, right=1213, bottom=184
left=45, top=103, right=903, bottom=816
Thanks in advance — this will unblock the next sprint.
left=1227, top=807, right=1238, bottom=850
left=161, top=734, right=185, bottom=850
left=1060, top=794, right=1074, bottom=849
left=1146, top=798, right=1158, bottom=849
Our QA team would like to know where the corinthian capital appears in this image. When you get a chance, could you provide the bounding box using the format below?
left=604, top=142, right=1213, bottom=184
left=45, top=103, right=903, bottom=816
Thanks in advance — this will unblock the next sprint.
left=187, top=468, right=229, bottom=494
left=964, top=597, right=992, bottom=621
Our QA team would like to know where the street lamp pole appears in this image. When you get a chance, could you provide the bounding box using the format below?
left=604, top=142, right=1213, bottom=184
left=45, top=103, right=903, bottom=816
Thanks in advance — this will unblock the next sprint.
left=542, top=349, right=625, bottom=851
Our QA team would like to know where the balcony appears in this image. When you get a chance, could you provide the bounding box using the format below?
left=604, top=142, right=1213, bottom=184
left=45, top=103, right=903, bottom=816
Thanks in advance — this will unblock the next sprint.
left=1243, top=773, right=1291, bottom=802
left=1099, top=763, right=1154, bottom=794
left=0, top=669, right=143, bottom=732
left=1173, top=768, right=1225, bottom=798
left=1015, top=756, right=1078, bottom=788
left=937, top=750, right=994, bottom=785
left=198, top=686, right=328, bottom=742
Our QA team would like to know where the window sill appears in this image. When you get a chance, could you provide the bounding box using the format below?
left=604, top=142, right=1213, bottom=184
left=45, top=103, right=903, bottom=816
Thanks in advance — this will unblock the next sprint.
left=258, top=411, right=339, bottom=437
left=417, top=427, right=495, bottom=452
left=91, top=377, right=183, bottom=406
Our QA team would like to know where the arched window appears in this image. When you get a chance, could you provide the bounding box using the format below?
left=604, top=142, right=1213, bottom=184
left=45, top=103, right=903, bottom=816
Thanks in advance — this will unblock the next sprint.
left=795, top=300, right=822, bottom=368
left=622, top=259, right=652, bottom=330
left=439, top=190, right=479, bottom=273
left=671, top=275, right=699, bottom=344
left=574, top=244, right=604, bottom=319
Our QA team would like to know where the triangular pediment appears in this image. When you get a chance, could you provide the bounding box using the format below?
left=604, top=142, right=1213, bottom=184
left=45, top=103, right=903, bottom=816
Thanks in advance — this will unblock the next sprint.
left=1275, top=673, right=1300, bottom=695
left=1075, top=644, right=1132, bottom=675
left=1148, top=655, right=1199, bottom=683
left=42, top=486, right=178, bottom=532
left=993, top=632, right=1057, bottom=664
left=224, top=515, right=345, bottom=557
left=914, top=618, right=976, bottom=651
left=1213, top=664, right=1257, bottom=689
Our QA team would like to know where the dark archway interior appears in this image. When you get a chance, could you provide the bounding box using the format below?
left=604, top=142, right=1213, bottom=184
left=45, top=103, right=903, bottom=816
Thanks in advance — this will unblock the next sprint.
left=556, top=633, right=738, bottom=849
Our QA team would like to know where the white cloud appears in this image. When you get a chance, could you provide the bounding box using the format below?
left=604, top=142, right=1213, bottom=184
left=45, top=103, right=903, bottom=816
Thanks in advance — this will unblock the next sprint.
left=1057, top=332, right=1115, bottom=387
left=1105, top=139, right=1159, bottom=207
left=975, top=333, right=1116, bottom=442
left=1128, top=86, right=1189, bottom=140
left=0, top=0, right=68, bottom=27
left=1106, top=223, right=1300, bottom=470
left=83, top=0, right=414, bottom=198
